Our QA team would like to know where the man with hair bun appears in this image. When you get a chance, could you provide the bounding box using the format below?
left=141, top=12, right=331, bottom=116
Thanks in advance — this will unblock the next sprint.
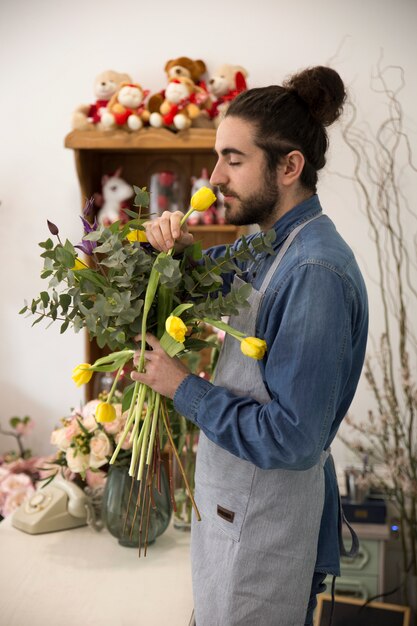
left=135, top=66, right=369, bottom=626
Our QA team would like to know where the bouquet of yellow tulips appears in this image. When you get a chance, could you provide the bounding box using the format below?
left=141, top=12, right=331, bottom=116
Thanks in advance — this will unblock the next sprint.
left=22, top=185, right=274, bottom=552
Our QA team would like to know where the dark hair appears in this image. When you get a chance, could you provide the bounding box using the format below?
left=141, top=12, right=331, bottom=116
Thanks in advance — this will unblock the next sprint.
left=226, top=66, right=346, bottom=192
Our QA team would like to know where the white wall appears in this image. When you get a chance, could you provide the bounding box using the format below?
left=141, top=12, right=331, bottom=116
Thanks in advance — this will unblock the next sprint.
left=1, top=0, right=416, bottom=465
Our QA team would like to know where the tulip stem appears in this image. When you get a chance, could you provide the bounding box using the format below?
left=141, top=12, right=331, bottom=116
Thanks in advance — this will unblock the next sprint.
left=160, top=398, right=201, bottom=521
left=109, top=382, right=140, bottom=465
left=106, top=364, right=124, bottom=403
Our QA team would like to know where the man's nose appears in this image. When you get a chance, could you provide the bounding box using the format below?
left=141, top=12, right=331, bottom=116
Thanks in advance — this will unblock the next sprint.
left=210, top=161, right=226, bottom=187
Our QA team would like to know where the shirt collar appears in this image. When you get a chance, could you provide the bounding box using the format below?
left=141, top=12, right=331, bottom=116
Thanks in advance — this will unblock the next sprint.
left=270, top=194, right=323, bottom=247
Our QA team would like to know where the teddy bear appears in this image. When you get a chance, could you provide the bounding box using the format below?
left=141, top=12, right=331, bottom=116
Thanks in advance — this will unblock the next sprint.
left=100, top=82, right=150, bottom=131
left=206, top=64, right=249, bottom=126
left=147, top=56, right=209, bottom=115
left=71, top=70, right=132, bottom=130
left=149, top=77, right=206, bottom=131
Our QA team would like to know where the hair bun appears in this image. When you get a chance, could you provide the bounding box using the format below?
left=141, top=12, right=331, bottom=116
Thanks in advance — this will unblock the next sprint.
left=283, top=66, right=346, bottom=127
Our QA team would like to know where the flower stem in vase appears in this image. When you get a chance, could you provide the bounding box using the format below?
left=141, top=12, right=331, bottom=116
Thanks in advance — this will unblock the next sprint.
left=143, top=482, right=153, bottom=557
left=161, top=399, right=201, bottom=521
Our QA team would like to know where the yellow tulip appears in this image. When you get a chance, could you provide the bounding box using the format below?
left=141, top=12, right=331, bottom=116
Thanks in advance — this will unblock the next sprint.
left=95, top=402, right=117, bottom=423
left=71, top=363, right=93, bottom=387
left=190, top=186, right=217, bottom=212
left=240, top=337, right=267, bottom=360
left=126, top=229, right=148, bottom=243
left=165, top=315, right=187, bottom=343
left=72, top=257, right=88, bottom=271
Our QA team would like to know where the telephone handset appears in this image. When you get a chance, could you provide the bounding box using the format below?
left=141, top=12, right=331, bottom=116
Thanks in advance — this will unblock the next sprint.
left=12, top=475, right=88, bottom=534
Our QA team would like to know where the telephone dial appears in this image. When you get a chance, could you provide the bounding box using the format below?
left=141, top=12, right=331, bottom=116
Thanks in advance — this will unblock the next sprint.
left=12, top=475, right=89, bottom=534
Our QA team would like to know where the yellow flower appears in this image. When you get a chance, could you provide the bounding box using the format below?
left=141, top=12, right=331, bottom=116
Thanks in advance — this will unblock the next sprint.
left=240, top=337, right=267, bottom=360
left=71, top=257, right=88, bottom=271
left=126, top=229, right=148, bottom=243
left=190, top=186, right=217, bottom=212
left=71, top=363, right=93, bottom=387
left=165, top=315, right=187, bottom=343
left=95, top=402, right=117, bottom=423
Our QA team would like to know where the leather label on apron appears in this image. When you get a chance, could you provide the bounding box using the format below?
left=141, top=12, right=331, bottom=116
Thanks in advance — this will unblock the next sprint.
left=217, top=505, right=235, bottom=523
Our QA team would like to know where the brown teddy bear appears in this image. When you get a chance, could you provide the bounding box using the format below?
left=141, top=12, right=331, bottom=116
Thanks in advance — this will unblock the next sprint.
left=71, top=70, right=132, bottom=130
left=100, top=82, right=150, bottom=131
left=149, top=77, right=206, bottom=131
left=206, top=64, right=249, bottom=126
left=148, top=56, right=208, bottom=115
left=164, top=56, right=207, bottom=83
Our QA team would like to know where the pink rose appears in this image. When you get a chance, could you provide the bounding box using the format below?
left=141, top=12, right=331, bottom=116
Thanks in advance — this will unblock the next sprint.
left=6, top=457, right=40, bottom=474
left=66, top=448, right=90, bottom=474
left=115, top=429, right=133, bottom=450
left=82, top=399, right=100, bottom=421
left=85, top=469, right=107, bottom=488
left=103, top=413, right=125, bottom=435
left=82, top=414, right=98, bottom=433
left=0, top=472, right=33, bottom=493
left=89, top=432, right=113, bottom=469
left=65, top=419, right=81, bottom=441
left=1, top=485, right=35, bottom=517
left=36, top=456, right=60, bottom=480
left=50, top=427, right=71, bottom=451
left=0, top=467, right=10, bottom=483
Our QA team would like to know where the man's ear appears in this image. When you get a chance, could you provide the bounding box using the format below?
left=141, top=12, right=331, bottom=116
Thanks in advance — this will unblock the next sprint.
left=278, top=151, right=305, bottom=187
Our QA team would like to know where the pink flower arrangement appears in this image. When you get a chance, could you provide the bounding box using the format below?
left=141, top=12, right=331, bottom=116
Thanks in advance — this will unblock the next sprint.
left=47, top=398, right=133, bottom=489
left=0, top=416, right=48, bottom=518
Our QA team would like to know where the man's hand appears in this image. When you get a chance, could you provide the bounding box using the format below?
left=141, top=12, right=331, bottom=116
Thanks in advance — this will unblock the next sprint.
left=145, top=210, right=194, bottom=253
left=131, top=333, right=190, bottom=399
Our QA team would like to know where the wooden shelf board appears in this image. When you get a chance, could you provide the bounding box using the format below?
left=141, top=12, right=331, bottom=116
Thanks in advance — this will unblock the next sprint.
left=188, top=225, right=238, bottom=232
left=64, top=128, right=217, bottom=152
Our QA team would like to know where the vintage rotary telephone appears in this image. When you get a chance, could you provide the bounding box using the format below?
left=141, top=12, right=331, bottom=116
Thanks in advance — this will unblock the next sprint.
left=12, top=475, right=89, bottom=534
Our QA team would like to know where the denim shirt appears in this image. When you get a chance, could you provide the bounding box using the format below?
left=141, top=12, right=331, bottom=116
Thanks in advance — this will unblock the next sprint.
left=174, top=194, right=369, bottom=575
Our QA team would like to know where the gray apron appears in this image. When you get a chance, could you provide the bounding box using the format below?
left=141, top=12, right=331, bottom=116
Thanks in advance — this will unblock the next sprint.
left=191, top=216, right=329, bottom=626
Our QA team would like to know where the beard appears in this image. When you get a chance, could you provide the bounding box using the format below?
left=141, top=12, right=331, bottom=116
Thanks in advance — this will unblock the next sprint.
left=219, top=169, right=280, bottom=227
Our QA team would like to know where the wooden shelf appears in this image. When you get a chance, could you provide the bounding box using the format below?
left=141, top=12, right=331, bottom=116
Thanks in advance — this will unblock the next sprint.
left=64, top=128, right=217, bottom=152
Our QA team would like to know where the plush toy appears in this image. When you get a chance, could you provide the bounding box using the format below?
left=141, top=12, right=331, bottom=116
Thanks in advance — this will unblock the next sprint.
left=72, top=70, right=132, bottom=130
left=206, top=64, right=249, bottom=126
left=165, top=56, right=207, bottom=84
left=100, top=83, right=150, bottom=131
left=149, top=77, right=206, bottom=131
left=96, top=168, right=134, bottom=226
left=148, top=56, right=208, bottom=115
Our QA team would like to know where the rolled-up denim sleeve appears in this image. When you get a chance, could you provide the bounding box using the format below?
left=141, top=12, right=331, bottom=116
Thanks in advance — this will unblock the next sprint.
left=174, top=263, right=361, bottom=471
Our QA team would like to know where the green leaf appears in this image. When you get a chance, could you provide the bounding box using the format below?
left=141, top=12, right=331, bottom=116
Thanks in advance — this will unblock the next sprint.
left=184, top=242, right=203, bottom=261
left=38, top=238, right=54, bottom=250
left=170, top=303, right=194, bottom=317
left=133, top=186, right=150, bottom=209
left=183, top=338, right=219, bottom=351
left=122, top=383, right=136, bottom=412
left=55, top=245, right=75, bottom=268
left=19, top=305, right=28, bottom=314
left=10, top=416, right=21, bottom=428
left=76, top=269, right=108, bottom=289
left=59, top=293, right=72, bottom=313
left=40, top=270, right=53, bottom=279
left=40, top=291, right=49, bottom=307
left=60, top=319, right=70, bottom=334
left=31, top=316, right=44, bottom=327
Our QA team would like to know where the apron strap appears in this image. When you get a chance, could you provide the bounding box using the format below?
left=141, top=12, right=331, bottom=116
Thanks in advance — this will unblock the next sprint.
left=259, top=213, right=322, bottom=292
left=328, top=455, right=360, bottom=558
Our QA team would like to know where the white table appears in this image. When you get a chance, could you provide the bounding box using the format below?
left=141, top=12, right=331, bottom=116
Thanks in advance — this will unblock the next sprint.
left=0, top=517, right=193, bottom=626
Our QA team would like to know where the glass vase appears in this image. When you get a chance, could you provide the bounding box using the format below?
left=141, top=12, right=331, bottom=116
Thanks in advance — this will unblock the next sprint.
left=101, top=464, right=172, bottom=548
